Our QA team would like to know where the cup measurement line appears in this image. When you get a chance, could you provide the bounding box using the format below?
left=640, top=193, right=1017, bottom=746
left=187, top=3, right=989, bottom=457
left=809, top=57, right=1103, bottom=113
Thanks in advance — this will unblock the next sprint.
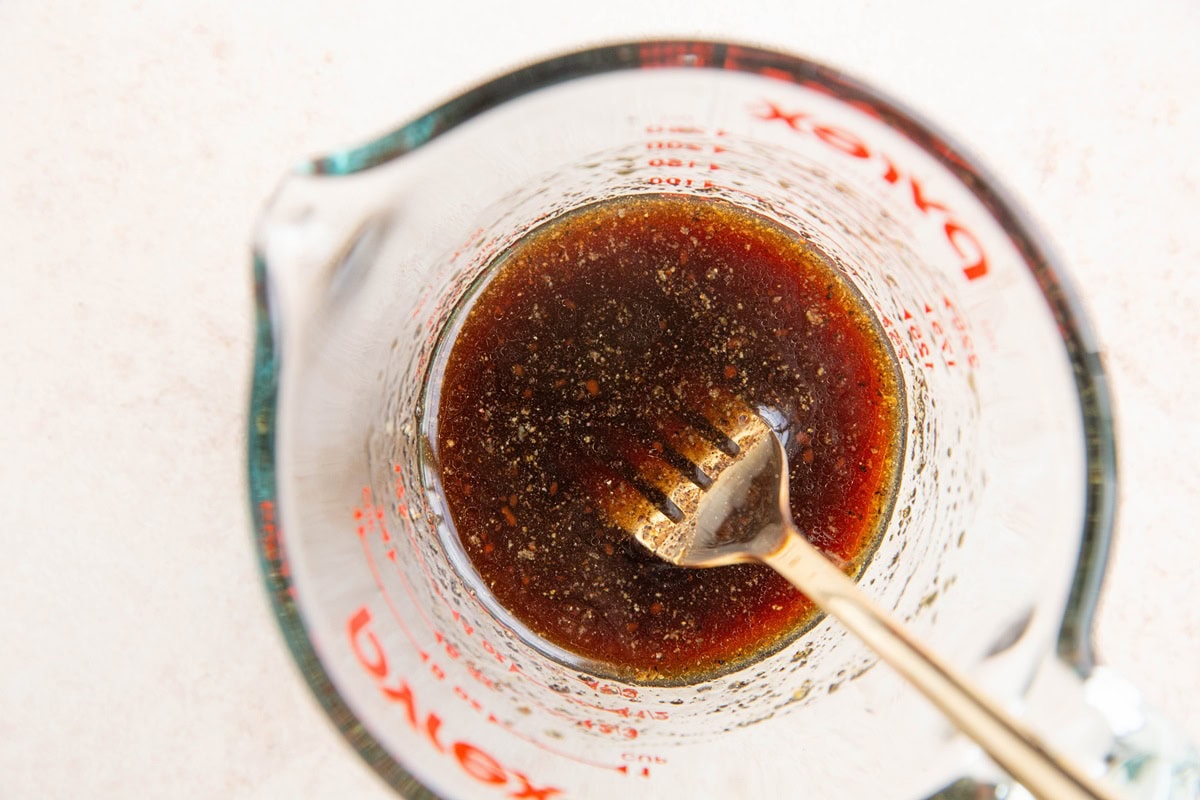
left=358, top=534, right=638, bottom=775
left=360, top=485, right=671, bottom=740
left=381, top=471, right=677, bottom=721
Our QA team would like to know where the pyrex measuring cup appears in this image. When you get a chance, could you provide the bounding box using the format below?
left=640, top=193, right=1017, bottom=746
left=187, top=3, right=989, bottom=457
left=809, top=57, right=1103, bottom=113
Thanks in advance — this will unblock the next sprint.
left=248, top=42, right=1199, bottom=799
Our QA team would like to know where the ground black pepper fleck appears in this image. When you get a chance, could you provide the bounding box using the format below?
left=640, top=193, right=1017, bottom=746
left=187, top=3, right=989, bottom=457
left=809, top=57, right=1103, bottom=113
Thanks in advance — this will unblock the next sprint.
left=434, top=194, right=902, bottom=682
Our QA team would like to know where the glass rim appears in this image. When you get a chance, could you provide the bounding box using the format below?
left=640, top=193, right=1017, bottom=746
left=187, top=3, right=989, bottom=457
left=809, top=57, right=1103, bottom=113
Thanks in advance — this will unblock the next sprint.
left=247, top=39, right=1117, bottom=800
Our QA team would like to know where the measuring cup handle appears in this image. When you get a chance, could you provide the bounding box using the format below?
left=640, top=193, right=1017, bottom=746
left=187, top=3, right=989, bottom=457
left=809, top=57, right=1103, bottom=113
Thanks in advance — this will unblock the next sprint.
left=977, top=658, right=1200, bottom=800
left=763, top=526, right=1125, bottom=800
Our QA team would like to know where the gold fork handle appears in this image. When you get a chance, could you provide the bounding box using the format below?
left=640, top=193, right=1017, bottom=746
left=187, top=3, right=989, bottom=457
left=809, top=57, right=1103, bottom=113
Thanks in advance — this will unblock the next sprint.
left=762, top=525, right=1120, bottom=800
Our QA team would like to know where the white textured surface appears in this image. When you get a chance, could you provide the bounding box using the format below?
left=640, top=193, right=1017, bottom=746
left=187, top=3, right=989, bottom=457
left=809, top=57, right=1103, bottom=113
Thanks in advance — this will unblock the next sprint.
left=1, top=1, right=1197, bottom=797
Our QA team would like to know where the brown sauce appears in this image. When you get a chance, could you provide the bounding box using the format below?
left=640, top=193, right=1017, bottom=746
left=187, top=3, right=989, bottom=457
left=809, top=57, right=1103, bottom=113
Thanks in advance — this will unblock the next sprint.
left=432, top=194, right=903, bottom=682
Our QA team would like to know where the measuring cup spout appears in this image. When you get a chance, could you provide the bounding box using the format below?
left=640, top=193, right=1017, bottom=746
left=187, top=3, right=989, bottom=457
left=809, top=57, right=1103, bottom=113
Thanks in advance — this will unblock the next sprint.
left=253, top=171, right=397, bottom=336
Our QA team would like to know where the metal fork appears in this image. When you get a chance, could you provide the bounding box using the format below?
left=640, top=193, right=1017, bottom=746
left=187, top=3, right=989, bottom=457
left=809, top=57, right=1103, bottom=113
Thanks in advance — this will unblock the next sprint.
left=601, top=398, right=1118, bottom=800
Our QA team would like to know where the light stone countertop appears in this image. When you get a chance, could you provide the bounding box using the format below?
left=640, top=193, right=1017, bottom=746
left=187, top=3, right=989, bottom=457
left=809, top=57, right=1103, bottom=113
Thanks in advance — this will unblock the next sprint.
left=2, top=1, right=1197, bottom=797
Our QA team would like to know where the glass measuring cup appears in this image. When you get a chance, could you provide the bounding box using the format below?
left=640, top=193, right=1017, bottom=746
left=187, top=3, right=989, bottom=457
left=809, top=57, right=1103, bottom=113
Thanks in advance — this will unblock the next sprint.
left=247, top=41, right=1199, bottom=799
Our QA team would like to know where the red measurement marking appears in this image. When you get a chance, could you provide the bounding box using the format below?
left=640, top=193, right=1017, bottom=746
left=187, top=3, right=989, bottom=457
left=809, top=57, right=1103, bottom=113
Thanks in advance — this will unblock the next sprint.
left=373, top=478, right=673, bottom=720
left=362, top=537, right=589, bottom=725
left=928, top=317, right=955, bottom=365
left=645, top=176, right=714, bottom=188
left=910, top=323, right=935, bottom=368
left=574, top=701, right=654, bottom=719
left=876, top=310, right=911, bottom=361
left=363, top=509, right=609, bottom=723
left=576, top=677, right=638, bottom=700
left=348, top=607, right=387, bottom=678
left=646, top=157, right=720, bottom=170
left=753, top=100, right=989, bottom=282
left=465, top=661, right=496, bottom=690
left=258, top=500, right=294, bottom=597
left=357, top=489, right=439, bottom=637
left=644, top=133, right=722, bottom=190
left=633, top=708, right=668, bottom=721
left=645, top=140, right=704, bottom=151
left=371, top=523, right=557, bottom=698
left=391, top=680, right=566, bottom=797
left=349, top=606, right=616, bottom=786
left=359, top=534, right=427, bottom=657
left=622, top=752, right=669, bottom=765
left=575, top=718, right=639, bottom=739
left=489, top=711, right=622, bottom=773
left=485, top=633, right=661, bottom=718
left=491, top=657, right=648, bottom=719
left=942, top=295, right=980, bottom=368
left=891, top=300, right=982, bottom=372
left=259, top=501, right=283, bottom=563
left=379, top=478, right=460, bottom=618
left=644, top=125, right=706, bottom=134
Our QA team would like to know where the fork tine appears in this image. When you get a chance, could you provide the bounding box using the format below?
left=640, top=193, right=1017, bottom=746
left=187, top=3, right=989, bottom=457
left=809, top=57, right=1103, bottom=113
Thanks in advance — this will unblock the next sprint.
left=594, top=389, right=769, bottom=551
left=585, top=427, right=688, bottom=523
left=622, top=418, right=713, bottom=490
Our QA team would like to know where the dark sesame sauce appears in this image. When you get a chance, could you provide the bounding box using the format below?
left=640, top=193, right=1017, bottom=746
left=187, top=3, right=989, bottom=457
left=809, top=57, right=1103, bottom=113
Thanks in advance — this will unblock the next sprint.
left=432, top=194, right=902, bottom=683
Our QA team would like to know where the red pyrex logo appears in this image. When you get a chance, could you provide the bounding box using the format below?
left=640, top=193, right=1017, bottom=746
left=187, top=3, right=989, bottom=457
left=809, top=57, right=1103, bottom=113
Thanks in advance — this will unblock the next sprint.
left=349, top=607, right=563, bottom=799
left=755, top=100, right=990, bottom=282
